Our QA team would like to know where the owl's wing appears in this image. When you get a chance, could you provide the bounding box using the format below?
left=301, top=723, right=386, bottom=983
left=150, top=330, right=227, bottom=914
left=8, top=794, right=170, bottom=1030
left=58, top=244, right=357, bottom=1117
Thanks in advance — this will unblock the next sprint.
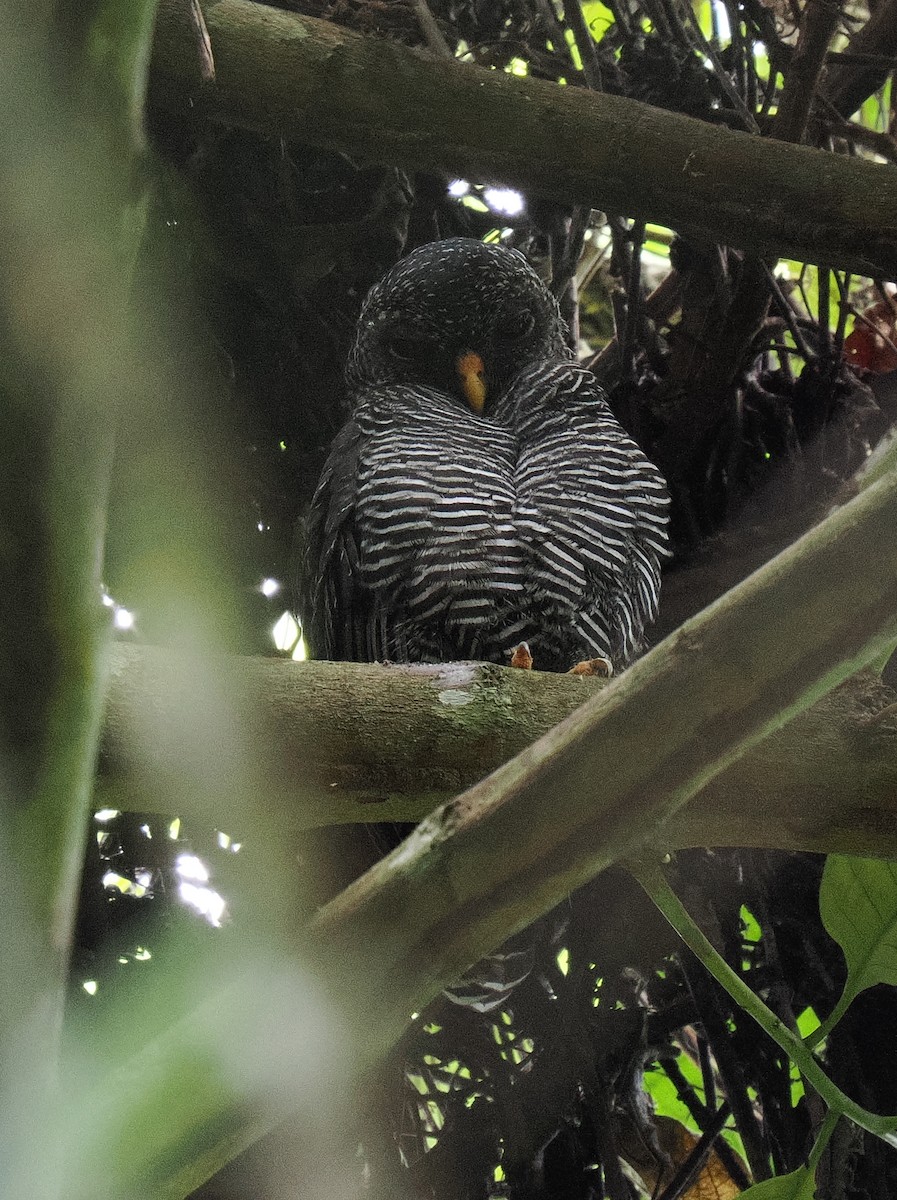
left=299, top=417, right=376, bottom=661
left=508, top=361, right=670, bottom=665
left=303, top=386, right=523, bottom=664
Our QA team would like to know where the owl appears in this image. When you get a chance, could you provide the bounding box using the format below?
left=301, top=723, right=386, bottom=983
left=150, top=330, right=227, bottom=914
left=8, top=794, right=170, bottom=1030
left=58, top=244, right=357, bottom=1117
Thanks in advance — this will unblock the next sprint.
left=302, top=237, right=669, bottom=674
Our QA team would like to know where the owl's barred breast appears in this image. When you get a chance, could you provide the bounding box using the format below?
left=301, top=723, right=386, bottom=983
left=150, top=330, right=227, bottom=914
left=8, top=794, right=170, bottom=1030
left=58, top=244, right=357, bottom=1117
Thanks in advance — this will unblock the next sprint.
left=355, top=386, right=525, bottom=661
left=350, top=362, right=668, bottom=670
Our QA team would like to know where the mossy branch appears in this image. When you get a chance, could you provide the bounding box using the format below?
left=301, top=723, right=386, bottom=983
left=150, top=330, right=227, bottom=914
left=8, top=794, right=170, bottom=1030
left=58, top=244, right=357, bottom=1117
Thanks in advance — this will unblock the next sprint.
left=99, top=648, right=897, bottom=860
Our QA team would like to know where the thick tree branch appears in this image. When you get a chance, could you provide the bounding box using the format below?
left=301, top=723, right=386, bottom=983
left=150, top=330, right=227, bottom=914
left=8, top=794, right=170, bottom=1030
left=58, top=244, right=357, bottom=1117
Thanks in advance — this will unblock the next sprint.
left=149, top=0, right=897, bottom=277
left=99, top=646, right=897, bottom=859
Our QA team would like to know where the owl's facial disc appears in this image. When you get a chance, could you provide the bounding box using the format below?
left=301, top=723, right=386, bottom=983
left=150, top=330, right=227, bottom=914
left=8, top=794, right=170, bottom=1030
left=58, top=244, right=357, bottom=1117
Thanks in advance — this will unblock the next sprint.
left=456, top=350, right=487, bottom=414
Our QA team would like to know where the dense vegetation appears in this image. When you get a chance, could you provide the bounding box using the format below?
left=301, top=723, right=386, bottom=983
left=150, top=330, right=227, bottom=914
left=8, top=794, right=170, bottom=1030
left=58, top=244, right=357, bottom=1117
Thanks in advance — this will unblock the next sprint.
left=3, top=0, right=897, bottom=1196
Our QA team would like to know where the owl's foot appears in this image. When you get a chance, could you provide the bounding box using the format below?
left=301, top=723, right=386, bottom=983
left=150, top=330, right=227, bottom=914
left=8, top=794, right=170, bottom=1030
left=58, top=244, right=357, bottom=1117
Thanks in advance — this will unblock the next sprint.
left=509, top=642, right=534, bottom=670
left=569, top=656, right=614, bottom=678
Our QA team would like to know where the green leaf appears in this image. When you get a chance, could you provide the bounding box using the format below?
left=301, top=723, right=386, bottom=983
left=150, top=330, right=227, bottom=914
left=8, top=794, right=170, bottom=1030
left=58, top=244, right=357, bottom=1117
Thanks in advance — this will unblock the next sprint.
left=644, top=1064, right=701, bottom=1132
left=813, top=857, right=897, bottom=1042
left=796, top=1007, right=820, bottom=1039
left=737, top=1167, right=815, bottom=1199
left=54, top=0, right=161, bottom=159
left=580, top=1, right=614, bottom=37
left=629, top=858, right=897, bottom=1142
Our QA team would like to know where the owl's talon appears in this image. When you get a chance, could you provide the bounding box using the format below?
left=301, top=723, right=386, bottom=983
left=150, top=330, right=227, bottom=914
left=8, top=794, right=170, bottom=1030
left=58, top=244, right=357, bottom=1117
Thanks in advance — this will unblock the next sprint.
left=568, top=657, right=614, bottom=678
left=509, top=642, right=534, bottom=670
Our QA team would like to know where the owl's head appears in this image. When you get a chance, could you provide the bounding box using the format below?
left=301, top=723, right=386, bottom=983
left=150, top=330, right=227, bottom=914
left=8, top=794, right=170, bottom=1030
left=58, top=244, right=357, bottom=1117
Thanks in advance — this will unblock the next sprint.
left=346, top=238, right=570, bottom=412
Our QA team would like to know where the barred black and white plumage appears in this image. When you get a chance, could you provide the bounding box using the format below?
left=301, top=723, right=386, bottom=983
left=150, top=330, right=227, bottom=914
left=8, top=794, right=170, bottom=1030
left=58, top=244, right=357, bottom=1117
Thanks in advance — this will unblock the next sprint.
left=302, top=237, right=669, bottom=674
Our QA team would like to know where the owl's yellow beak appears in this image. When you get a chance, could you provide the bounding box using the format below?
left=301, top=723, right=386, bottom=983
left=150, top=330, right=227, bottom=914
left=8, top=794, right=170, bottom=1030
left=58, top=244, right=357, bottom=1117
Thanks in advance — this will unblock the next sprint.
left=456, top=350, right=487, bottom=414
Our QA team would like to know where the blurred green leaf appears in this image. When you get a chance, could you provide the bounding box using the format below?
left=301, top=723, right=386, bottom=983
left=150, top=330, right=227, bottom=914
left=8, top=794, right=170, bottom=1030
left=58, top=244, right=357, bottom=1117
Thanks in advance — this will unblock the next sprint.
left=53, top=0, right=160, bottom=154
left=737, top=1167, right=815, bottom=1198
left=644, top=1065, right=701, bottom=1133
left=740, top=904, right=762, bottom=944
left=696, top=0, right=714, bottom=40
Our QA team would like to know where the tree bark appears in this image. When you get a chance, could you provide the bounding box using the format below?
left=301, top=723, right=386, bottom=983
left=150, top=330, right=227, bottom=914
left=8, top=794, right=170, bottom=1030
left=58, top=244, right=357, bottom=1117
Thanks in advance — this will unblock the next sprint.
left=100, top=645, right=897, bottom=859
left=149, top=0, right=897, bottom=277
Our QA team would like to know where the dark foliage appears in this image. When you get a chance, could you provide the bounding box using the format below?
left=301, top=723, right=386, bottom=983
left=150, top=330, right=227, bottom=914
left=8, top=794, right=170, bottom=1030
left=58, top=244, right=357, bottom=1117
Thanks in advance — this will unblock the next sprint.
left=74, top=0, right=897, bottom=1194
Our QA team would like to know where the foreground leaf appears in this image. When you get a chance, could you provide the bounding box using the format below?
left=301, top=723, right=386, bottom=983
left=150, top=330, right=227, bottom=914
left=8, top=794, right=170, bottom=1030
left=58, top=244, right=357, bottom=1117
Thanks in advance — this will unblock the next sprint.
left=737, top=1167, right=814, bottom=1198
left=813, top=856, right=897, bottom=1043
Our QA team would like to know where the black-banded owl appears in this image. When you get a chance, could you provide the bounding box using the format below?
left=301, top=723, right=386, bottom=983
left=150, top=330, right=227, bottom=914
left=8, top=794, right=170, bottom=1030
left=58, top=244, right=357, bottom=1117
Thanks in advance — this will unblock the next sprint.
left=302, top=237, right=669, bottom=674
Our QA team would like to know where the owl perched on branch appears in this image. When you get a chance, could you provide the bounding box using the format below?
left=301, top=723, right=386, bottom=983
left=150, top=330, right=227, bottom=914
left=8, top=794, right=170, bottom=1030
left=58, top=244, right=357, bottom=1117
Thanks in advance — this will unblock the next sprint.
left=302, top=237, right=669, bottom=674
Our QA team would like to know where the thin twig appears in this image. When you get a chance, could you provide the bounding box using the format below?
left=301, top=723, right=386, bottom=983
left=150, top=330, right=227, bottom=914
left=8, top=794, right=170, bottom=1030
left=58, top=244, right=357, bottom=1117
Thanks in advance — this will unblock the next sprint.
left=697, top=1035, right=717, bottom=1113
left=674, top=0, right=761, bottom=132
left=655, top=1101, right=733, bottom=1200
left=677, top=949, right=773, bottom=1182
left=832, top=272, right=852, bottom=359
left=587, top=268, right=683, bottom=379
left=818, top=266, right=831, bottom=356
left=759, top=263, right=815, bottom=360
left=565, top=0, right=603, bottom=90
left=410, top=0, right=453, bottom=58
left=773, top=0, right=840, bottom=144
left=823, top=0, right=897, bottom=118
left=657, top=1057, right=752, bottom=1189
left=816, top=114, right=897, bottom=163
left=620, top=220, right=645, bottom=382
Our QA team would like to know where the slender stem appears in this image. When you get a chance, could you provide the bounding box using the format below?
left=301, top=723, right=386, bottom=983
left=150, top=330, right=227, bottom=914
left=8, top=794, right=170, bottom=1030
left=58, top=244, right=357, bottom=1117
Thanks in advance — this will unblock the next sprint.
left=410, top=0, right=453, bottom=59
left=760, top=261, right=815, bottom=360
left=674, top=0, right=760, bottom=132
left=832, top=272, right=852, bottom=358
left=678, top=950, right=771, bottom=1181
left=697, top=1035, right=716, bottom=1112
left=565, top=0, right=603, bottom=89
left=627, top=857, right=897, bottom=1144
left=803, top=987, right=855, bottom=1051
left=621, top=220, right=645, bottom=384
left=807, top=1109, right=840, bottom=1172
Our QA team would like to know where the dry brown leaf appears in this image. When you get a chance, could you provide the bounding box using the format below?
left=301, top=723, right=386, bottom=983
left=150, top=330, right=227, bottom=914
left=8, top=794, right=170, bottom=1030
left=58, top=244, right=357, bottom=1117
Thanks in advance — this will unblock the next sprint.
left=617, top=1113, right=746, bottom=1198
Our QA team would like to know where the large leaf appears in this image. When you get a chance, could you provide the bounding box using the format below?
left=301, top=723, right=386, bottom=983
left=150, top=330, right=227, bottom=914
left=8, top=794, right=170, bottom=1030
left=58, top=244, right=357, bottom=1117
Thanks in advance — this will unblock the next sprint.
left=737, top=1168, right=815, bottom=1199
left=815, top=856, right=897, bottom=1041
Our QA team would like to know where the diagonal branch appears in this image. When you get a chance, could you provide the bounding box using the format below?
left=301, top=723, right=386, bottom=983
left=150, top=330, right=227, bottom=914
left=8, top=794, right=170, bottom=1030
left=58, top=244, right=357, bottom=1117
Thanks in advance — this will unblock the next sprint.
left=823, top=0, right=897, bottom=119
left=773, top=0, right=841, bottom=144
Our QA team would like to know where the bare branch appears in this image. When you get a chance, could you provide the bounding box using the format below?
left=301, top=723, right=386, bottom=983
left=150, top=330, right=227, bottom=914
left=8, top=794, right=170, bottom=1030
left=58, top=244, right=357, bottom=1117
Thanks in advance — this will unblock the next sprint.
left=149, top=0, right=897, bottom=277
left=824, top=0, right=897, bottom=118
